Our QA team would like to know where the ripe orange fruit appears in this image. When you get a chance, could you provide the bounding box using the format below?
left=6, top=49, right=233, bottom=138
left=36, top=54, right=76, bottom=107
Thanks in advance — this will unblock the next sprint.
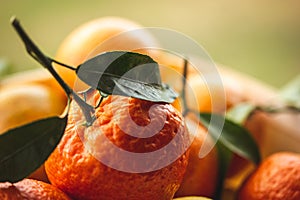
left=157, top=51, right=267, bottom=196
left=54, top=16, right=157, bottom=88
left=45, top=91, right=190, bottom=200
left=0, top=68, right=66, bottom=98
left=156, top=52, right=245, bottom=114
left=0, top=178, right=71, bottom=200
left=175, top=116, right=218, bottom=198
left=0, top=83, right=67, bottom=182
left=238, top=152, right=300, bottom=200
left=0, top=84, right=66, bottom=134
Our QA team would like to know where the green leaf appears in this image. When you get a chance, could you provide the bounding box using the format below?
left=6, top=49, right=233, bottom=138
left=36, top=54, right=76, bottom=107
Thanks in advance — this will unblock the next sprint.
left=198, top=112, right=261, bottom=199
left=199, top=113, right=261, bottom=164
left=76, top=51, right=160, bottom=89
left=76, top=51, right=178, bottom=103
left=226, top=103, right=256, bottom=125
left=280, top=75, right=300, bottom=110
left=0, top=113, right=68, bottom=183
left=110, top=78, right=177, bottom=103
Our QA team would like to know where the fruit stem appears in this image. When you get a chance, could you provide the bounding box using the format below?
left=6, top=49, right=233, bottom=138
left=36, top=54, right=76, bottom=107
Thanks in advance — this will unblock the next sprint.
left=11, top=17, right=95, bottom=125
left=181, top=58, right=189, bottom=117
left=11, top=17, right=72, bottom=96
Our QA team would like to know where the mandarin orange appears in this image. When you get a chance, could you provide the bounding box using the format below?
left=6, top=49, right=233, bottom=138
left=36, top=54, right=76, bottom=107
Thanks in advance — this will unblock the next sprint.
left=238, top=152, right=300, bottom=200
left=45, top=91, right=190, bottom=200
left=0, top=84, right=66, bottom=134
left=54, top=17, right=157, bottom=89
left=0, top=179, right=71, bottom=200
left=0, top=83, right=66, bottom=182
left=175, top=116, right=218, bottom=198
left=0, top=68, right=66, bottom=99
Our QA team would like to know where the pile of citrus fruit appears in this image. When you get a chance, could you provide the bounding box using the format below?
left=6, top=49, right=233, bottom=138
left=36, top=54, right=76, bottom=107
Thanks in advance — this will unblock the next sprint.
left=0, top=16, right=299, bottom=200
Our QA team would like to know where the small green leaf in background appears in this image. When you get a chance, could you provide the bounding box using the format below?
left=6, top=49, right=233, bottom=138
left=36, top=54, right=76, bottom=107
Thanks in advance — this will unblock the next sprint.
left=280, top=75, right=300, bottom=110
left=199, top=113, right=261, bottom=164
left=226, top=103, right=256, bottom=125
left=76, top=51, right=178, bottom=103
left=198, top=112, right=261, bottom=200
left=0, top=110, right=68, bottom=183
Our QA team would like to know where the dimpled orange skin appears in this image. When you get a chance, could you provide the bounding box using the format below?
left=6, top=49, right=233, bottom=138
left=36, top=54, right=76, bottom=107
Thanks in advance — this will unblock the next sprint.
left=238, top=152, right=300, bottom=200
left=45, top=92, right=190, bottom=200
left=0, top=179, right=71, bottom=200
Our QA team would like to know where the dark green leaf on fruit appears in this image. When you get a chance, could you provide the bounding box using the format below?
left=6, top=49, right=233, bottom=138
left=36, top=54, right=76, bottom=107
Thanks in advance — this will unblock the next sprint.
left=0, top=112, right=68, bottom=183
left=76, top=51, right=178, bottom=103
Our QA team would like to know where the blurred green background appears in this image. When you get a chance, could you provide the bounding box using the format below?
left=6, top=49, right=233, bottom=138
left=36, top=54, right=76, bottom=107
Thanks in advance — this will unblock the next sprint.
left=0, top=0, right=299, bottom=88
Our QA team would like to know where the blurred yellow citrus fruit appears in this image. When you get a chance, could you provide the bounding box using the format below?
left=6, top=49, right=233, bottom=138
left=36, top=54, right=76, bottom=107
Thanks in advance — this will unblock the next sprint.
left=155, top=52, right=242, bottom=113
left=0, top=84, right=66, bottom=134
left=54, top=16, right=157, bottom=89
left=0, top=82, right=66, bottom=182
left=0, top=68, right=66, bottom=99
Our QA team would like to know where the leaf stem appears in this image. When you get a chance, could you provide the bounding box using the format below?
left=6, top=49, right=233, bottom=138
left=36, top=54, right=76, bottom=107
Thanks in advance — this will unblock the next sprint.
left=11, top=17, right=72, bottom=96
left=11, top=17, right=95, bottom=125
left=51, top=59, right=77, bottom=71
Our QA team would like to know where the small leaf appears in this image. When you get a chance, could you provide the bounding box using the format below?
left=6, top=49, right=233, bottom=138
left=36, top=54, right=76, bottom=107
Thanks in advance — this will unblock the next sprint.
left=226, top=103, right=256, bottom=125
left=0, top=111, right=68, bottom=182
left=199, top=113, right=261, bottom=164
left=76, top=51, right=161, bottom=87
left=198, top=112, right=261, bottom=199
left=76, top=51, right=177, bottom=103
left=280, top=75, right=300, bottom=109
